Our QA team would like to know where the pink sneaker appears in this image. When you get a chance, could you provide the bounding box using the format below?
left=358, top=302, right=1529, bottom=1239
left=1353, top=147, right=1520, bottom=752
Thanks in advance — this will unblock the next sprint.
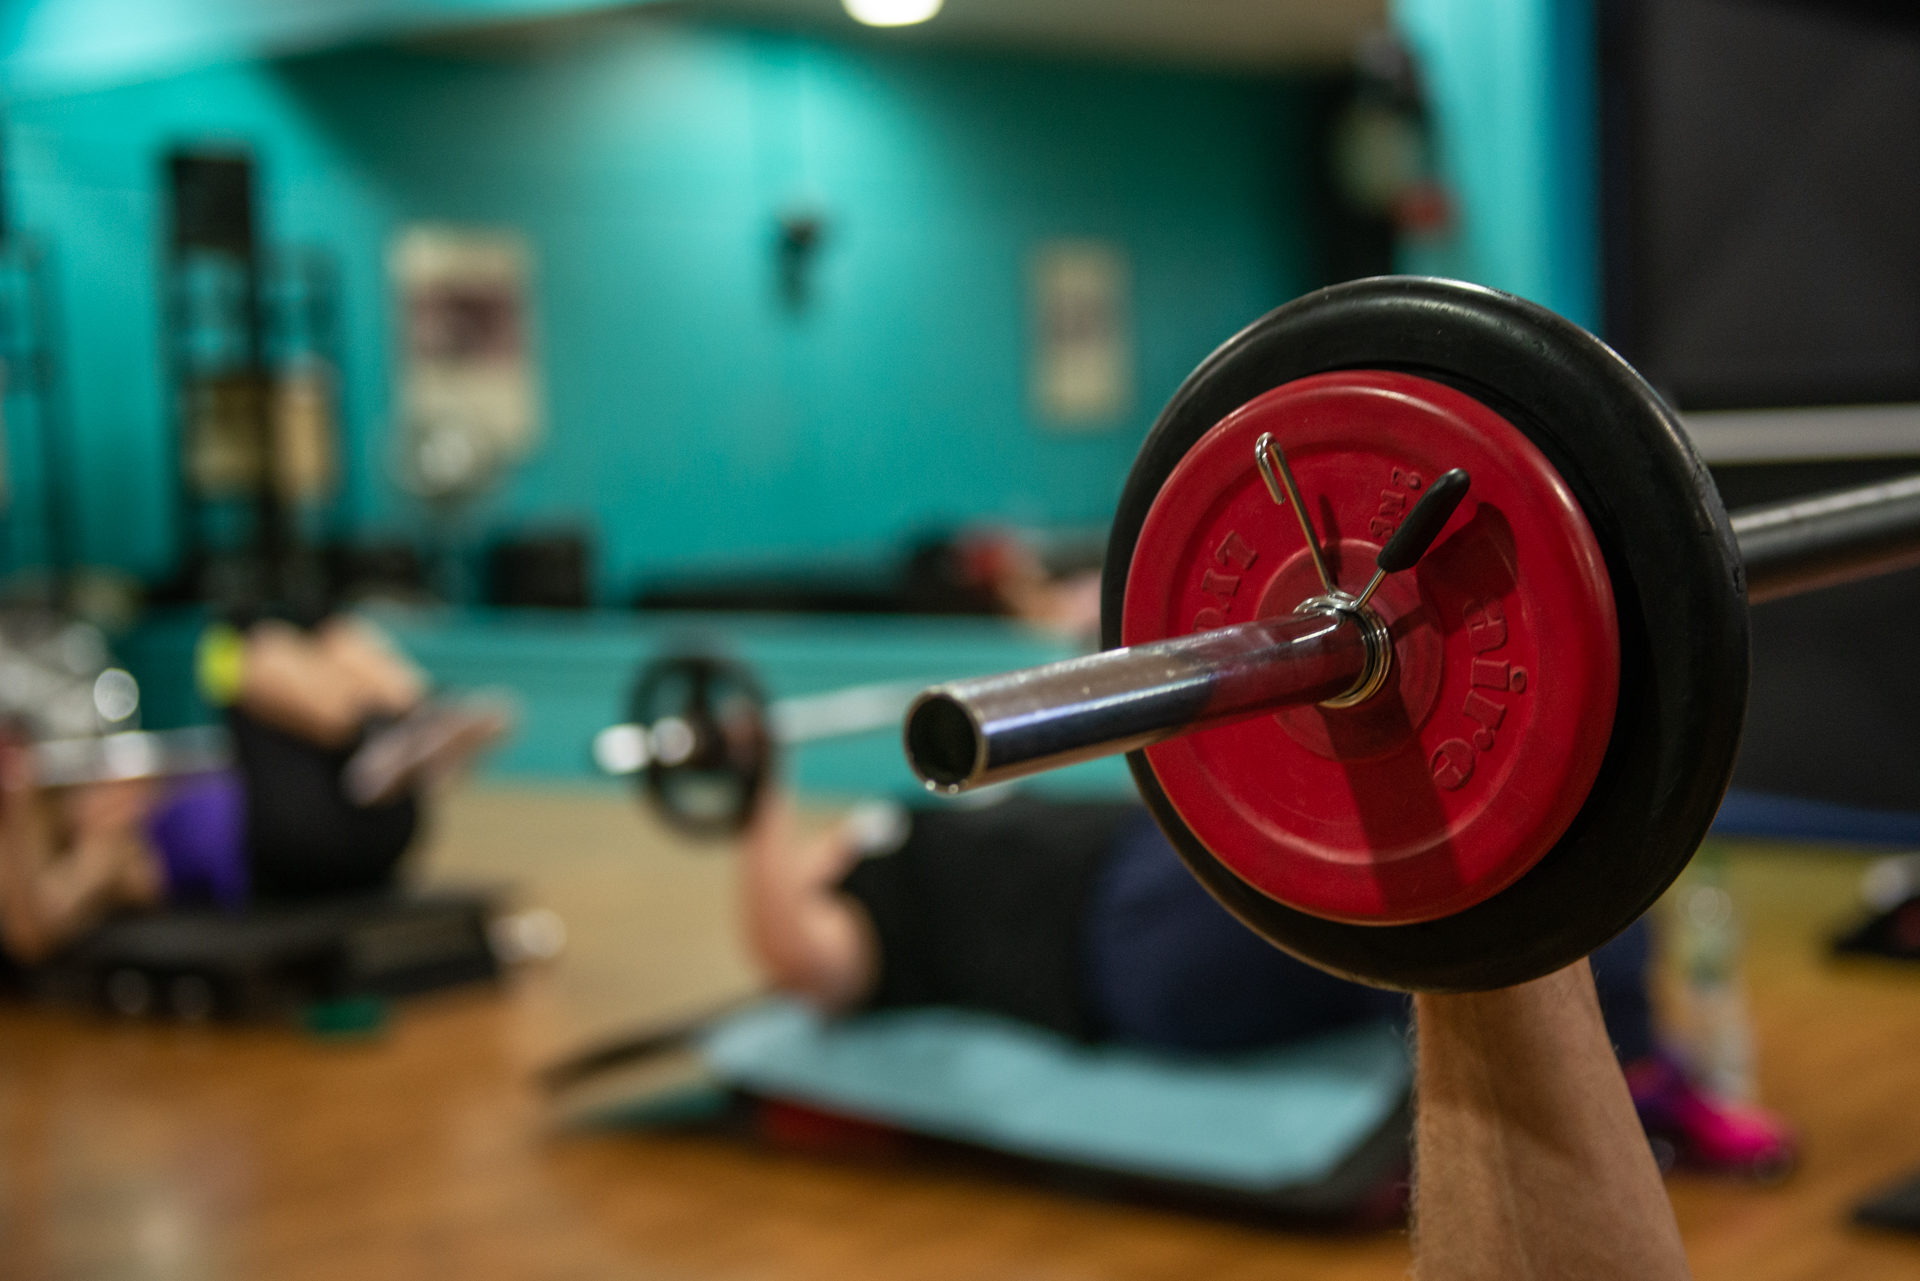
left=1625, top=1054, right=1799, bottom=1180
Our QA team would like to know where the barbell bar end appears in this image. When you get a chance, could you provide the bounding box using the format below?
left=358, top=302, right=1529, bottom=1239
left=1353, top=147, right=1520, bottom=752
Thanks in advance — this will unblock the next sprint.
left=592, top=723, right=651, bottom=776
left=903, top=689, right=990, bottom=795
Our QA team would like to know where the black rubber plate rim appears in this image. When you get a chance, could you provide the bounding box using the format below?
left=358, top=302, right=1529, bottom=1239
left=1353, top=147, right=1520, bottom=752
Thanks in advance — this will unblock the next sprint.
left=1101, top=276, right=1749, bottom=992
left=631, top=653, right=772, bottom=839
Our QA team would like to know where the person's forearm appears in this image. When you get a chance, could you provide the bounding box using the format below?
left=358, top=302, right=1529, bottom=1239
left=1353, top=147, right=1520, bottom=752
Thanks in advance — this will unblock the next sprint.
left=0, top=831, right=124, bottom=963
left=0, top=769, right=60, bottom=961
left=0, top=857, right=52, bottom=961
left=18, top=839, right=127, bottom=958
left=1412, top=961, right=1689, bottom=1281
left=738, top=800, right=875, bottom=1011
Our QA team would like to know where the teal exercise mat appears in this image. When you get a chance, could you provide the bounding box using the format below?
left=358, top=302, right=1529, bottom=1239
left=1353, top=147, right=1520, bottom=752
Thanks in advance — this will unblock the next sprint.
left=700, top=1001, right=1409, bottom=1193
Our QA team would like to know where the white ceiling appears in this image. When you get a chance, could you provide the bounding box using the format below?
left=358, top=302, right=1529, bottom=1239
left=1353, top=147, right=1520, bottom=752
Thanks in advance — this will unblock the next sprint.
left=669, top=0, right=1387, bottom=70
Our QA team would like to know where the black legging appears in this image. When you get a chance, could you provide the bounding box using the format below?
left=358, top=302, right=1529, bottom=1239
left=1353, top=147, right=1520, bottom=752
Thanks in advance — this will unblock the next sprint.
left=228, top=710, right=419, bottom=901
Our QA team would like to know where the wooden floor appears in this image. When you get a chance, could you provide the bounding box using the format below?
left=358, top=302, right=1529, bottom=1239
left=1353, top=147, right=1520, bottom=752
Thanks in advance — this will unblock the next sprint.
left=6, top=785, right=1920, bottom=1280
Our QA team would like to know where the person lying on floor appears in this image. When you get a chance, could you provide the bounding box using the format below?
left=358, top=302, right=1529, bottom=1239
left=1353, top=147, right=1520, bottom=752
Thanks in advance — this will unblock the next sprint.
left=741, top=790, right=1796, bottom=1178
left=899, top=526, right=1103, bottom=641
left=0, top=614, right=509, bottom=963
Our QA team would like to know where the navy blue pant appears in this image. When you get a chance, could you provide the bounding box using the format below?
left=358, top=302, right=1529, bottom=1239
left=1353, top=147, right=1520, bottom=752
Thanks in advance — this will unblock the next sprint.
left=1083, top=811, right=1657, bottom=1060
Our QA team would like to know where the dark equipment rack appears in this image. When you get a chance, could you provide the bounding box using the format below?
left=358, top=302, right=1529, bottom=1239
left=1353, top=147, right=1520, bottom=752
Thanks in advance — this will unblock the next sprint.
left=160, top=147, right=344, bottom=613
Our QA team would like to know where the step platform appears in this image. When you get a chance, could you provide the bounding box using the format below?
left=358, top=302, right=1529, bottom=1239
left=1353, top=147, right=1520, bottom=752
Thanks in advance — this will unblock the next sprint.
left=21, top=891, right=502, bottom=1021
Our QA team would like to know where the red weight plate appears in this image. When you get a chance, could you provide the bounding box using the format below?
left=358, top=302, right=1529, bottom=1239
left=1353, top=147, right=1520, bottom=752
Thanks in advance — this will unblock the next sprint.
left=1122, top=370, right=1619, bottom=925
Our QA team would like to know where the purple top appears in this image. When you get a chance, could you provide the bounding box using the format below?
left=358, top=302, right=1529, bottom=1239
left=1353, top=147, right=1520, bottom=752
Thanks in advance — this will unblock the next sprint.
left=146, top=769, right=248, bottom=909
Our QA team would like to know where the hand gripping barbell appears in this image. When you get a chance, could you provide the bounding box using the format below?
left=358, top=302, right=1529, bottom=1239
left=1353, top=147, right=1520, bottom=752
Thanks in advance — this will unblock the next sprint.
left=901, top=276, right=1920, bottom=993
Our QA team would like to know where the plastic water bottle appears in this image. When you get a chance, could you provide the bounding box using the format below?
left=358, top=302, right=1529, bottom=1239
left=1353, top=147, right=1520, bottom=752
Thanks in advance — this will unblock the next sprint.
left=1673, top=844, right=1756, bottom=1101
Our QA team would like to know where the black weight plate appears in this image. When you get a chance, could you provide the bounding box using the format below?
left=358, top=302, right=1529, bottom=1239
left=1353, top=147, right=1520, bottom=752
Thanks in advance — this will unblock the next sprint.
left=629, top=654, right=773, bottom=838
left=1101, top=276, right=1748, bottom=991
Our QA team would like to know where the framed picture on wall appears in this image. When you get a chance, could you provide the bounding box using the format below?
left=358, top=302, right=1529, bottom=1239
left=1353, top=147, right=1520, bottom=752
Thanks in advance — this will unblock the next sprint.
left=1031, top=239, right=1132, bottom=430
left=390, top=225, right=542, bottom=501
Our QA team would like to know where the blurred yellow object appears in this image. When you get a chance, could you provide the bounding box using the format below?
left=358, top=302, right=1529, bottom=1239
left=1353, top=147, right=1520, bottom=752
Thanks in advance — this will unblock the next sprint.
left=272, top=361, right=339, bottom=501
left=184, top=374, right=268, bottom=496
left=196, top=622, right=246, bottom=708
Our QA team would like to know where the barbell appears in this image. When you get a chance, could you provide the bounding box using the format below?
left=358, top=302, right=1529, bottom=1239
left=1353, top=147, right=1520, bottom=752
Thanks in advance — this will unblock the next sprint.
left=593, top=654, right=925, bottom=836
left=901, top=276, right=1920, bottom=993
left=29, top=724, right=232, bottom=788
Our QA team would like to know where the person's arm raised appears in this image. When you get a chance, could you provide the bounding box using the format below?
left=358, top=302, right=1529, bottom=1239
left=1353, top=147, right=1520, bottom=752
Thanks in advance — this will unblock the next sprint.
left=738, top=794, right=877, bottom=1014
left=0, top=751, right=153, bottom=964
left=1412, top=960, right=1690, bottom=1281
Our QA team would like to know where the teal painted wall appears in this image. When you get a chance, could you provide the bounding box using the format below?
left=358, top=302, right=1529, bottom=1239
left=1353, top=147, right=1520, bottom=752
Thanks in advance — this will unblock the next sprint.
left=7, top=19, right=1319, bottom=597
left=0, top=0, right=655, bottom=96
left=1392, top=0, right=1599, bottom=330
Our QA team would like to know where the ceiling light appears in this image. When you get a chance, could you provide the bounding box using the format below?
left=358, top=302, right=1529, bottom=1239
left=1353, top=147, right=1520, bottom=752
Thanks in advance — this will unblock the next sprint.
left=843, top=0, right=943, bottom=27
